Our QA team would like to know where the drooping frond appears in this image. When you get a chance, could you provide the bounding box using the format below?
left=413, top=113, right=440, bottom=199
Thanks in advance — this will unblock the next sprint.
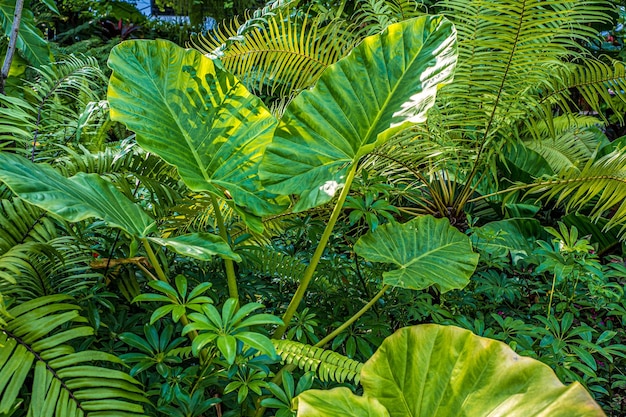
left=0, top=295, right=148, bottom=416
left=0, top=198, right=58, bottom=247
left=273, top=339, right=364, bottom=384
left=242, top=246, right=307, bottom=283
left=191, top=8, right=356, bottom=104
left=194, top=0, right=298, bottom=56
left=526, top=147, right=626, bottom=238
left=352, top=0, right=426, bottom=37
left=536, top=59, right=626, bottom=127
left=434, top=0, right=613, bottom=142
left=0, top=198, right=100, bottom=299
left=523, top=126, right=608, bottom=174
left=0, top=55, right=107, bottom=160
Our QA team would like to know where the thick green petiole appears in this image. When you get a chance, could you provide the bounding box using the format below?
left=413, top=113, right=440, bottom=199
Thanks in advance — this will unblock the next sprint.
left=272, top=163, right=359, bottom=339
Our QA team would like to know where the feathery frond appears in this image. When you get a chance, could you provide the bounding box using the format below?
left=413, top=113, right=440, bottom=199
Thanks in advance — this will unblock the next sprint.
left=0, top=55, right=107, bottom=160
left=0, top=295, right=148, bottom=416
left=352, top=0, right=426, bottom=37
left=273, top=339, right=363, bottom=384
left=192, top=8, right=356, bottom=104
left=526, top=148, right=626, bottom=237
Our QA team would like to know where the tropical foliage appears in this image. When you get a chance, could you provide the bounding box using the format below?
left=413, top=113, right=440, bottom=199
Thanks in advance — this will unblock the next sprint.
left=0, top=0, right=625, bottom=416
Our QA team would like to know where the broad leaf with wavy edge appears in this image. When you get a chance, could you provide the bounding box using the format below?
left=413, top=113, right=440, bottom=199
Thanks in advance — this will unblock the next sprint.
left=0, top=153, right=154, bottom=237
left=296, top=324, right=605, bottom=417
left=260, top=15, right=457, bottom=211
left=354, top=216, right=478, bottom=292
left=108, top=39, right=284, bottom=219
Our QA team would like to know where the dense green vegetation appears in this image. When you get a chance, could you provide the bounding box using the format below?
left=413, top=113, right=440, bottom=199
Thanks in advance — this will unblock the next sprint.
left=0, top=0, right=626, bottom=416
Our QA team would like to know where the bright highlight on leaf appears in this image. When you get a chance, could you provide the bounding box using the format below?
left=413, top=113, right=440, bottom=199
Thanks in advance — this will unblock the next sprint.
left=107, top=39, right=285, bottom=220
left=354, top=215, right=479, bottom=292
left=296, top=324, right=606, bottom=417
left=260, top=15, right=458, bottom=211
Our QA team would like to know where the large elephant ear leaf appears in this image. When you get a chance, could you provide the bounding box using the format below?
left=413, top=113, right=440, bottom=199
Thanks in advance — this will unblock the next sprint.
left=260, top=15, right=457, bottom=211
left=296, top=324, right=605, bottom=417
left=361, top=325, right=605, bottom=417
left=108, top=39, right=284, bottom=218
left=354, top=216, right=478, bottom=292
left=0, top=153, right=154, bottom=237
left=295, top=387, right=389, bottom=417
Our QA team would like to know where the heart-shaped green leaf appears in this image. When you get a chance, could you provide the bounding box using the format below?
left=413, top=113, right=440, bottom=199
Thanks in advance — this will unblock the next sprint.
left=148, top=233, right=241, bottom=262
left=260, top=15, right=457, bottom=211
left=108, top=39, right=284, bottom=218
left=362, top=325, right=605, bottom=417
left=354, top=215, right=478, bottom=292
left=296, top=324, right=605, bottom=417
left=0, top=153, right=154, bottom=237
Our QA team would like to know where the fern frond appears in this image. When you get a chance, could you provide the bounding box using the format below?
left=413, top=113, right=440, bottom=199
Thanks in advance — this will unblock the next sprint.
left=526, top=147, right=626, bottom=238
left=0, top=55, right=107, bottom=160
left=524, top=126, right=607, bottom=174
left=242, top=246, right=307, bottom=283
left=0, top=198, right=58, bottom=247
left=193, top=0, right=298, bottom=56
left=273, top=339, right=363, bottom=384
left=435, top=0, right=613, bottom=141
left=0, top=242, right=59, bottom=287
left=192, top=9, right=356, bottom=103
left=352, top=0, right=425, bottom=37
left=0, top=295, right=148, bottom=416
left=537, top=59, right=626, bottom=125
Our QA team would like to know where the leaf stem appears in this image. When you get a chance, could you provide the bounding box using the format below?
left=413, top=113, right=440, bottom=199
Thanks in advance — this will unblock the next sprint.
left=315, top=285, right=389, bottom=348
left=141, top=238, right=169, bottom=283
left=273, top=163, right=359, bottom=339
left=211, top=194, right=239, bottom=302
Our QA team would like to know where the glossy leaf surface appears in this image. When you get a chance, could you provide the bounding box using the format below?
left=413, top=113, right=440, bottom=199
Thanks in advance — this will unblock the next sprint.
left=297, top=325, right=605, bottom=417
left=108, top=39, right=283, bottom=217
left=296, top=387, right=389, bottom=417
left=354, top=216, right=478, bottom=292
left=260, top=15, right=457, bottom=211
left=0, top=153, right=154, bottom=237
left=362, top=325, right=605, bottom=417
left=148, top=233, right=241, bottom=262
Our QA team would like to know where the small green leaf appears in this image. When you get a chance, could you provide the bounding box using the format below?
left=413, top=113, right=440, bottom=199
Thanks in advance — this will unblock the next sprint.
left=235, top=331, right=278, bottom=358
left=218, top=335, right=238, bottom=365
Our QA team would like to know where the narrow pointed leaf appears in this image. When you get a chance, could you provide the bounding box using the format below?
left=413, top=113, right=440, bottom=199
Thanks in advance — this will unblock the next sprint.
left=108, top=39, right=284, bottom=218
left=260, top=15, right=457, bottom=211
left=0, top=153, right=154, bottom=237
left=354, top=216, right=478, bottom=292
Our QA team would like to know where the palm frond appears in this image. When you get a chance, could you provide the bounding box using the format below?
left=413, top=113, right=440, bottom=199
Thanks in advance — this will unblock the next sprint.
left=435, top=0, right=612, bottom=141
left=0, top=55, right=107, bottom=160
left=352, top=0, right=426, bottom=37
left=526, top=147, right=626, bottom=237
left=524, top=125, right=608, bottom=174
left=194, top=0, right=298, bottom=56
left=192, top=8, right=356, bottom=104
left=537, top=59, right=626, bottom=127
left=273, top=339, right=363, bottom=384
left=0, top=198, right=100, bottom=300
left=241, top=246, right=307, bottom=283
left=0, top=295, right=148, bottom=416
